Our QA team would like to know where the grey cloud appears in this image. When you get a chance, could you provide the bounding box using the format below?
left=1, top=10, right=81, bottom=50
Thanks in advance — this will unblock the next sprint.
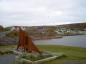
left=0, top=0, right=86, bottom=26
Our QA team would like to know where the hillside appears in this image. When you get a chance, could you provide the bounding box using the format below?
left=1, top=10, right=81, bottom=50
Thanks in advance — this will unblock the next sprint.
left=57, top=23, right=86, bottom=30
left=4, top=22, right=86, bottom=39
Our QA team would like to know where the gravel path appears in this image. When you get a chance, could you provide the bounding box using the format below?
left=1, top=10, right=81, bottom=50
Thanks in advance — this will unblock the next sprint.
left=0, top=54, right=15, bottom=64
left=0, top=54, right=86, bottom=64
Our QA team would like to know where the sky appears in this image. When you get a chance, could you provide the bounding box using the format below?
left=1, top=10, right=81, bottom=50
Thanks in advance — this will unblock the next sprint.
left=0, top=0, right=86, bottom=27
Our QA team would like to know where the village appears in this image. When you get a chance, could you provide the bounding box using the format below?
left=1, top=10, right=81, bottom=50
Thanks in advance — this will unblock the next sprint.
left=0, top=23, right=86, bottom=45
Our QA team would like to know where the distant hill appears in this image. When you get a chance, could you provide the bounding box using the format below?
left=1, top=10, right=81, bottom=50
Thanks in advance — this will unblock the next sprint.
left=5, top=22, right=86, bottom=30
left=57, top=23, right=86, bottom=30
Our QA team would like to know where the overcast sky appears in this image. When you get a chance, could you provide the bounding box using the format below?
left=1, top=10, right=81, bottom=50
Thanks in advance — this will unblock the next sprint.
left=0, top=0, right=86, bottom=27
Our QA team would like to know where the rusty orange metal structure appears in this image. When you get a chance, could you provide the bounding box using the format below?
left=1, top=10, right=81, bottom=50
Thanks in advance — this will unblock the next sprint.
left=14, top=26, right=41, bottom=53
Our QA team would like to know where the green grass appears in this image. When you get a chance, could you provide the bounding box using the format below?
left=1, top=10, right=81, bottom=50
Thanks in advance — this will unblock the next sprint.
left=37, top=45, right=86, bottom=64
left=0, top=45, right=86, bottom=64
left=0, top=45, right=16, bottom=55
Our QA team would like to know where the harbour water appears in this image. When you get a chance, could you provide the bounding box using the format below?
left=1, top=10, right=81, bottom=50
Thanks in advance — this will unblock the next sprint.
left=34, top=35, right=86, bottom=48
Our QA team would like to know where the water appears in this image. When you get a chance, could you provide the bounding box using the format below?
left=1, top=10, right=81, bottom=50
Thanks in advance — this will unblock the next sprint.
left=34, top=35, right=86, bottom=48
